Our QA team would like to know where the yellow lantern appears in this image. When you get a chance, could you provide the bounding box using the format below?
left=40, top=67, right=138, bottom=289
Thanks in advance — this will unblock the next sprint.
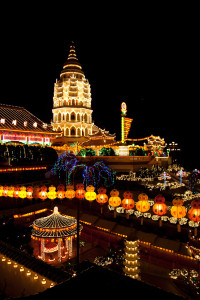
left=65, top=185, right=75, bottom=199
left=0, top=185, right=3, bottom=197
left=3, top=186, right=9, bottom=197
left=171, top=197, right=186, bottom=232
left=109, top=189, right=121, bottom=218
left=85, top=185, right=96, bottom=201
left=19, top=186, right=27, bottom=199
left=47, top=185, right=57, bottom=200
left=8, top=186, right=14, bottom=198
left=136, top=193, right=150, bottom=225
left=122, top=191, right=135, bottom=219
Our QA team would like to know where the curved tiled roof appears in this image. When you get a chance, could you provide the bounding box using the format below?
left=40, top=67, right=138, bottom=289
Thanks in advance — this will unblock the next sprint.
left=0, top=104, right=57, bottom=135
left=32, top=207, right=82, bottom=238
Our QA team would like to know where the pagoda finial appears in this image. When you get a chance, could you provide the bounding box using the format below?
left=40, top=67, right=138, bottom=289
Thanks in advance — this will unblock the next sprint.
left=68, top=41, right=78, bottom=61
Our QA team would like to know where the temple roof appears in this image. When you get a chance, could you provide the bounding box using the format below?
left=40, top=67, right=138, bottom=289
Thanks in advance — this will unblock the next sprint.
left=61, top=41, right=84, bottom=77
left=0, top=104, right=58, bottom=135
left=32, top=207, right=82, bottom=238
left=81, top=128, right=116, bottom=147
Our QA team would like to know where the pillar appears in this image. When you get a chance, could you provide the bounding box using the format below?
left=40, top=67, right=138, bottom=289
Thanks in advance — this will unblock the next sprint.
left=41, top=238, right=45, bottom=261
left=58, top=238, right=61, bottom=262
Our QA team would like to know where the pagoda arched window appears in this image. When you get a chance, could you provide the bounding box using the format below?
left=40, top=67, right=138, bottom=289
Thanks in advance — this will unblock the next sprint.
left=85, top=128, right=88, bottom=136
left=84, top=113, right=87, bottom=122
left=71, top=112, right=76, bottom=121
left=71, top=127, right=76, bottom=136
left=77, top=113, right=80, bottom=122
left=66, top=113, right=69, bottom=121
left=77, top=128, right=81, bottom=136
left=58, top=112, right=61, bottom=122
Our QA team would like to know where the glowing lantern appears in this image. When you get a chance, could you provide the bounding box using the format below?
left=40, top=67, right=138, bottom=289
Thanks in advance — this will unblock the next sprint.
left=109, top=189, right=121, bottom=217
left=8, top=186, right=14, bottom=197
left=188, top=199, right=200, bottom=236
left=136, top=193, right=150, bottom=225
left=56, top=184, right=65, bottom=201
left=39, top=186, right=48, bottom=201
left=122, top=191, right=135, bottom=219
left=188, top=199, right=200, bottom=222
left=171, top=197, right=186, bottom=232
left=19, top=186, right=27, bottom=199
left=3, top=186, right=9, bottom=197
left=65, top=185, right=75, bottom=199
left=96, top=187, right=108, bottom=214
left=153, top=194, right=167, bottom=226
left=75, top=183, right=85, bottom=199
left=47, top=185, right=57, bottom=200
left=0, top=185, right=3, bottom=197
left=33, top=186, right=40, bottom=200
left=13, top=186, right=20, bottom=198
left=85, top=185, right=96, bottom=201
left=26, top=186, right=33, bottom=200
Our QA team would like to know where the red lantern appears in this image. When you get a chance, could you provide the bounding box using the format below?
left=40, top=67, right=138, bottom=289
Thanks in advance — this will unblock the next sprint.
left=153, top=194, right=167, bottom=216
left=39, top=186, right=48, bottom=201
left=57, top=184, right=65, bottom=200
left=75, top=183, right=85, bottom=199
left=188, top=199, right=200, bottom=222
left=122, top=191, right=135, bottom=210
left=33, top=186, right=40, bottom=200
left=13, top=186, right=20, bottom=198
left=96, top=187, right=108, bottom=204
left=26, top=186, right=33, bottom=200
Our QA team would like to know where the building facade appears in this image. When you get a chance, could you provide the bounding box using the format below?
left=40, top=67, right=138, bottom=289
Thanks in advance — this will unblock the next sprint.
left=52, top=42, right=95, bottom=144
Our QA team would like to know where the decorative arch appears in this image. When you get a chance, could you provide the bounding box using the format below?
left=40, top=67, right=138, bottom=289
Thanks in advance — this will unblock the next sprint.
left=58, top=112, right=61, bottom=122
left=77, top=113, right=80, bottom=122
left=71, top=112, right=76, bottom=121
left=77, top=128, right=81, bottom=136
left=84, top=113, right=87, bottom=123
left=85, top=127, right=88, bottom=136
left=66, top=113, right=69, bottom=121
left=70, top=126, right=76, bottom=136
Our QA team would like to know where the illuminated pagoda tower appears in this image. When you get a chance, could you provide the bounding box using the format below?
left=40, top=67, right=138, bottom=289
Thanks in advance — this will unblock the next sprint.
left=123, top=237, right=140, bottom=280
left=52, top=41, right=96, bottom=144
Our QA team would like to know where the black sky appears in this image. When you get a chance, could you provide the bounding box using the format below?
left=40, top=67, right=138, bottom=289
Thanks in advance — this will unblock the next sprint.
left=0, top=5, right=199, bottom=170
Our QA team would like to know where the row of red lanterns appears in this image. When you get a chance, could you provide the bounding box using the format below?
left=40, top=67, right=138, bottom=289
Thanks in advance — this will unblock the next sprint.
left=1, top=184, right=200, bottom=223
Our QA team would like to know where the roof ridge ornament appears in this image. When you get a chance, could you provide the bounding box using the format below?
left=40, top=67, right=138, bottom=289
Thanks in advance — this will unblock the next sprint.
left=53, top=206, right=59, bottom=214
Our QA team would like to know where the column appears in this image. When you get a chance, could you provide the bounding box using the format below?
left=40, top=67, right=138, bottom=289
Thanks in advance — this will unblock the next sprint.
left=58, top=238, right=61, bottom=262
left=41, top=238, right=45, bottom=261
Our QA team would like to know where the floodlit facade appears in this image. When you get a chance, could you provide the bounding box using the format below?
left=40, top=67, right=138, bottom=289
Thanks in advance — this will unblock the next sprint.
left=52, top=42, right=95, bottom=143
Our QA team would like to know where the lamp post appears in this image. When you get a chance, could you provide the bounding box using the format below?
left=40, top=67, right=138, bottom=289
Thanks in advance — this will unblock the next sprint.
left=75, top=183, right=85, bottom=271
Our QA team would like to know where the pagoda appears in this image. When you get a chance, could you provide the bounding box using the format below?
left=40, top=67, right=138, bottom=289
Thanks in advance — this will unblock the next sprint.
left=52, top=42, right=95, bottom=145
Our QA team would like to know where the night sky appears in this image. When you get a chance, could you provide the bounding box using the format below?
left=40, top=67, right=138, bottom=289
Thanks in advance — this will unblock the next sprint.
left=0, top=6, right=199, bottom=170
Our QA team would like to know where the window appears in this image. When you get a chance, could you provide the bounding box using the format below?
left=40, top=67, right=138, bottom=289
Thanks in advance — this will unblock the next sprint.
left=12, top=120, right=17, bottom=125
left=71, top=127, right=76, bottom=135
left=0, top=118, right=5, bottom=124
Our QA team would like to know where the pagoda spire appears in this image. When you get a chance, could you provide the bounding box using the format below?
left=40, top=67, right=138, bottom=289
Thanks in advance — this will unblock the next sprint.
left=67, top=41, right=78, bottom=61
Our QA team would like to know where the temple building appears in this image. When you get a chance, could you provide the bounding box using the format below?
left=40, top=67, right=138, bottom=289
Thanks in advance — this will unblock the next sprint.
left=52, top=42, right=99, bottom=145
left=0, top=104, right=60, bottom=146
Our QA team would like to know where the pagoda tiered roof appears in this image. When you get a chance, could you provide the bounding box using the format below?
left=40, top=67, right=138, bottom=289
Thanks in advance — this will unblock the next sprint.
left=81, top=128, right=116, bottom=147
